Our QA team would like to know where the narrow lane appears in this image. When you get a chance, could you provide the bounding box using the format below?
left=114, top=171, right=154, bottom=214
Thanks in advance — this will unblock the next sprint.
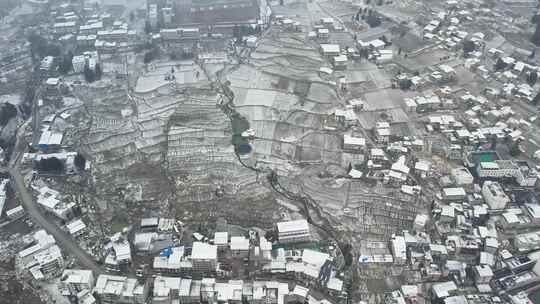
left=9, top=162, right=102, bottom=273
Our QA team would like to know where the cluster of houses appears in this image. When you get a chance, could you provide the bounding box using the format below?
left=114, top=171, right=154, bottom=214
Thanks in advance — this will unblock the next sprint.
left=61, top=272, right=337, bottom=304
left=17, top=230, right=64, bottom=281
left=52, top=6, right=137, bottom=54
left=36, top=217, right=343, bottom=304
left=373, top=147, right=540, bottom=303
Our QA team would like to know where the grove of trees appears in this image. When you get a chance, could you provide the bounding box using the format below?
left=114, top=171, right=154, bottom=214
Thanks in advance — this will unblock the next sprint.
left=532, top=14, right=540, bottom=46
left=36, top=157, right=64, bottom=173
left=84, top=63, right=102, bottom=83
left=28, top=33, right=61, bottom=58
left=74, top=153, right=86, bottom=171
left=0, top=103, right=18, bottom=127
left=462, top=40, right=475, bottom=54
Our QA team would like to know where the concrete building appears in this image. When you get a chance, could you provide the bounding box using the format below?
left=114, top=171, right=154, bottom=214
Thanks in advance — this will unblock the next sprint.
left=525, top=204, right=540, bottom=225
left=514, top=230, right=540, bottom=253
left=105, top=234, right=132, bottom=271
left=0, top=179, right=8, bottom=218
left=19, top=231, right=64, bottom=280
left=60, top=269, right=95, bottom=295
left=431, top=281, right=458, bottom=300
left=214, top=231, right=229, bottom=249
left=287, top=285, right=309, bottom=304
left=191, top=242, right=217, bottom=276
left=32, top=244, right=63, bottom=278
left=76, top=35, right=97, bottom=47
left=391, top=235, right=406, bottom=265
left=258, top=236, right=273, bottom=263
left=481, top=181, right=509, bottom=210
left=72, top=55, right=86, bottom=74
left=492, top=271, right=540, bottom=294
left=162, top=7, right=174, bottom=25
left=440, top=205, right=455, bottom=222
left=450, top=167, right=474, bottom=188
left=320, top=44, right=340, bottom=57
left=414, top=160, right=431, bottom=178
left=179, top=278, right=196, bottom=303
left=54, top=21, right=78, bottom=34
left=66, top=219, right=87, bottom=237
left=442, top=187, right=467, bottom=201
left=97, top=29, right=132, bottom=42
left=40, top=56, right=55, bottom=73
left=477, top=160, right=538, bottom=187
left=152, top=276, right=182, bottom=304
left=230, top=236, right=250, bottom=258
left=94, top=274, right=149, bottom=304
left=474, top=265, right=493, bottom=284
left=37, top=130, right=64, bottom=151
left=79, top=21, right=104, bottom=35
left=44, top=77, right=61, bottom=98
left=414, top=214, right=428, bottom=231
left=174, top=0, right=259, bottom=33
left=317, top=28, right=329, bottom=39
left=34, top=186, right=75, bottom=220
left=368, top=149, right=386, bottom=165
left=148, top=4, right=158, bottom=28
left=343, top=134, right=365, bottom=151
left=153, top=247, right=192, bottom=275
left=375, top=122, right=391, bottom=144
left=276, top=219, right=311, bottom=244
left=6, top=205, right=25, bottom=220
left=160, top=28, right=200, bottom=43
left=332, top=55, right=347, bottom=70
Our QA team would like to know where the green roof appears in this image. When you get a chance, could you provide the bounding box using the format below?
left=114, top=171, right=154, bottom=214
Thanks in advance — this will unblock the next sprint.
left=478, top=153, right=497, bottom=162
left=529, top=290, right=540, bottom=304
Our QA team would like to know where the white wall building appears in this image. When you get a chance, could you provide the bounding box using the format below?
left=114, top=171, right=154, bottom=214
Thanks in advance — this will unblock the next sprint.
left=276, top=219, right=311, bottom=244
left=152, top=276, right=181, bottom=304
left=148, top=4, right=158, bottom=28
left=191, top=242, right=217, bottom=275
left=451, top=167, right=474, bottom=187
left=343, top=134, right=365, bottom=151
left=66, top=219, right=87, bottom=237
left=18, top=230, right=64, bottom=280
left=33, top=245, right=64, bottom=278
left=61, top=269, right=95, bottom=295
left=72, top=55, right=86, bottom=74
left=442, top=187, right=466, bottom=201
left=6, top=205, right=25, bottom=220
left=481, top=181, right=509, bottom=210
left=230, top=236, right=250, bottom=257
left=94, top=274, right=149, bottom=304
left=320, top=44, right=340, bottom=57
left=474, top=265, right=493, bottom=284
left=35, top=186, right=75, bottom=220
left=214, top=232, right=228, bottom=249
left=0, top=179, right=8, bottom=218
left=391, top=235, right=406, bottom=265
left=477, top=160, right=538, bottom=187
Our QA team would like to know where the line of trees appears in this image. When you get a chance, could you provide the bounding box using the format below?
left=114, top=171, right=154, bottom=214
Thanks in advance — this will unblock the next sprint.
left=58, top=51, right=74, bottom=75
left=74, top=153, right=86, bottom=171
left=35, top=153, right=86, bottom=173
left=36, top=157, right=64, bottom=173
left=0, top=103, right=18, bottom=127
left=354, top=8, right=382, bottom=27
left=532, top=14, right=540, bottom=46
left=28, top=33, right=61, bottom=59
left=84, top=62, right=102, bottom=83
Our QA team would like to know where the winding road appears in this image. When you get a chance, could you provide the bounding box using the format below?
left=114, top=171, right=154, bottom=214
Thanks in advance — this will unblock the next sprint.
left=9, top=166, right=102, bottom=273
left=9, top=99, right=102, bottom=273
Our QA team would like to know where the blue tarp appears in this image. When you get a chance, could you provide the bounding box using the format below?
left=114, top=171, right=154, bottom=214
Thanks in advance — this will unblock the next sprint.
left=160, top=247, right=173, bottom=257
